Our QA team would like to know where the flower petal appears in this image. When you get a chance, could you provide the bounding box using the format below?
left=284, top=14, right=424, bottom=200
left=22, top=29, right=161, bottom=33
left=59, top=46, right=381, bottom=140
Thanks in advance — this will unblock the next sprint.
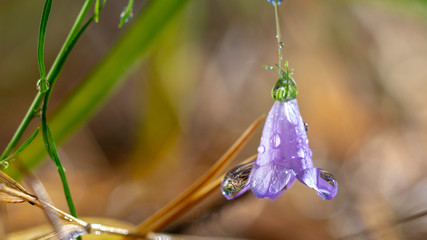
left=296, top=167, right=338, bottom=200
left=249, top=163, right=294, bottom=199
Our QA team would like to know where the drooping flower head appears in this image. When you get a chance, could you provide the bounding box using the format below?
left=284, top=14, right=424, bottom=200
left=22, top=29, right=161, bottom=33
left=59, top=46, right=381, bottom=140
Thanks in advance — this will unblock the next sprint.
left=222, top=64, right=338, bottom=200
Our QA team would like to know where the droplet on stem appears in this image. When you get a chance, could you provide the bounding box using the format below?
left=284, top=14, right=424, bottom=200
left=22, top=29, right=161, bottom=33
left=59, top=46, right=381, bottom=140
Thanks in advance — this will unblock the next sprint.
left=120, top=7, right=133, bottom=25
left=264, top=65, right=274, bottom=70
left=279, top=41, right=284, bottom=49
left=268, top=0, right=283, bottom=6
left=221, top=161, right=255, bottom=200
left=36, top=79, right=50, bottom=93
left=1, top=161, right=9, bottom=170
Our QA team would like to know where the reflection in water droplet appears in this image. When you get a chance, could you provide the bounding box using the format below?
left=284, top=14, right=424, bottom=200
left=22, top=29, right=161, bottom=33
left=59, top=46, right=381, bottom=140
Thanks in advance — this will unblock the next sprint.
left=270, top=133, right=281, bottom=149
left=1, top=161, right=9, bottom=169
left=320, top=170, right=336, bottom=187
left=304, top=122, right=308, bottom=132
left=221, top=161, right=255, bottom=200
left=279, top=41, right=284, bottom=49
left=271, top=75, right=298, bottom=102
left=315, top=168, right=338, bottom=200
left=257, top=145, right=265, bottom=154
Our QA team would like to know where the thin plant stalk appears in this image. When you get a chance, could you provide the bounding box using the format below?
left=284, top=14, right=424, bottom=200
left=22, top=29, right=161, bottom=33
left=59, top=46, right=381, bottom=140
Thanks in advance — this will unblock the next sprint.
left=273, top=2, right=283, bottom=75
left=0, top=0, right=94, bottom=161
left=37, top=0, right=53, bottom=93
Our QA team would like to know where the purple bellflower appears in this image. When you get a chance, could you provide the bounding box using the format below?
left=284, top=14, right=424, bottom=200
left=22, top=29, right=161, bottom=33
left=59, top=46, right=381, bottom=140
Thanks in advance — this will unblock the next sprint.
left=222, top=67, right=338, bottom=201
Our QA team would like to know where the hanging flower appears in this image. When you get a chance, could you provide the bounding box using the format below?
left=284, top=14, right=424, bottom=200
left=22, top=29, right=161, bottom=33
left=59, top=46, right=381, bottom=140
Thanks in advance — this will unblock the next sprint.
left=222, top=65, right=338, bottom=200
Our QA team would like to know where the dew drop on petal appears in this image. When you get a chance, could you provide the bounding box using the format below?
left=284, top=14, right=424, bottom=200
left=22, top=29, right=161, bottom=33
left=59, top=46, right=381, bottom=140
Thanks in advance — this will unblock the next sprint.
left=304, top=122, right=309, bottom=132
left=221, top=161, right=255, bottom=200
left=257, top=145, right=265, bottom=154
left=270, top=133, right=281, bottom=149
left=315, top=168, right=338, bottom=200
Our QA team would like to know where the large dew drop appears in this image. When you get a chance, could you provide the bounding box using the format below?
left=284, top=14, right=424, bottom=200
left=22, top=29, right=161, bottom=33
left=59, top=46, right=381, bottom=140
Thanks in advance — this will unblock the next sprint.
left=270, top=133, right=281, bottom=149
left=271, top=75, right=297, bottom=102
left=221, top=161, right=255, bottom=200
left=315, top=168, right=338, bottom=200
left=257, top=145, right=265, bottom=154
left=36, top=79, right=50, bottom=93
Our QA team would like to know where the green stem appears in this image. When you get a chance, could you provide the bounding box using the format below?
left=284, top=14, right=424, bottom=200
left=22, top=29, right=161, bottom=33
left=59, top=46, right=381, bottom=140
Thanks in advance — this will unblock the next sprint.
left=273, top=2, right=283, bottom=75
left=0, top=95, right=41, bottom=160
left=37, top=0, right=53, bottom=93
left=0, top=0, right=94, bottom=161
left=41, top=88, right=78, bottom=219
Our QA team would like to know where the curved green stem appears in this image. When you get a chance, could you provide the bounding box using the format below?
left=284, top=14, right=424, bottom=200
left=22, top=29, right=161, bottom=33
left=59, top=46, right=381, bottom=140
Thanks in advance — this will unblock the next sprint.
left=0, top=0, right=94, bottom=161
left=41, top=89, right=78, bottom=219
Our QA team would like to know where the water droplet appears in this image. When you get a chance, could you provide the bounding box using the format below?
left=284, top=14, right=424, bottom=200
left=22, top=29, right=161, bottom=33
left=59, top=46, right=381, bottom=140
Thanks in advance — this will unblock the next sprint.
left=264, top=65, right=274, bottom=70
left=271, top=75, right=298, bottom=102
left=270, top=133, right=281, bottom=148
left=120, top=8, right=133, bottom=24
left=320, top=170, right=336, bottom=187
left=269, top=0, right=283, bottom=6
left=304, top=122, right=309, bottom=132
left=279, top=42, right=284, bottom=49
left=36, top=79, right=49, bottom=93
left=1, top=161, right=9, bottom=169
left=315, top=168, right=338, bottom=200
left=221, top=161, right=255, bottom=200
left=257, top=145, right=265, bottom=154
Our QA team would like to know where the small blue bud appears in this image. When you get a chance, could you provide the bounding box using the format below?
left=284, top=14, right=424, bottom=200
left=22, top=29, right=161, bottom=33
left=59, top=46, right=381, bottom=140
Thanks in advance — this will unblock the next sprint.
left=268, top=0, right=282, bottom=6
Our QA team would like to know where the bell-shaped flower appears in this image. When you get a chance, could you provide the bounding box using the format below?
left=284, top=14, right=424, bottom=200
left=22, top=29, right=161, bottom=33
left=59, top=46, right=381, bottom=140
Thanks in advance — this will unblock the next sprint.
left=222, top=69, right=338, bottom=200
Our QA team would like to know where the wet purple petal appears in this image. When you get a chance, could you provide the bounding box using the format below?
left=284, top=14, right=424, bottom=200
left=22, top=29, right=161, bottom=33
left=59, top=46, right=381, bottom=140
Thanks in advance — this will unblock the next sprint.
left=247, top=99, right=338, bottom=200
left=249, top=164, right=295, bottom=199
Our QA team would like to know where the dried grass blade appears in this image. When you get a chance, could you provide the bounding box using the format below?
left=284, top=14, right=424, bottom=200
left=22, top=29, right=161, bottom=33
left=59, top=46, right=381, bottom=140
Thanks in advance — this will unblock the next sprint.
left=0, top=204, right=5, bottom=239
left=0, top=184, right=36, bottom=203
left=0, top=170, right=33, bottom=197
left=25, top=174, right=69, bottom=240
left=30, top=224, right=87, bottom=240
left=136, top=115, right=264, bottom=234
left=145, top=154, right=257, bottom=233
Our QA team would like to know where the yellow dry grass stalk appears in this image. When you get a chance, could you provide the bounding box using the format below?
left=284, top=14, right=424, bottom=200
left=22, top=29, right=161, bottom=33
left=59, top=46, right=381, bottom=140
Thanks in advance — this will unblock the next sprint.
left=136, top=114, right=265, bottom=235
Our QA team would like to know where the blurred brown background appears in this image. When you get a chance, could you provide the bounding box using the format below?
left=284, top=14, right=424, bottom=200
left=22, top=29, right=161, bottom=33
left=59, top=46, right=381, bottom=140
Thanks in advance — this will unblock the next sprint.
left=1, top=0, right=426, bottom=239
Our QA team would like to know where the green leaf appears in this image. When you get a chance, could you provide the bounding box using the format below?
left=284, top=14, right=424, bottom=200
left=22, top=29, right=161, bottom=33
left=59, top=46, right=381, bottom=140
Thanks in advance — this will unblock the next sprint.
left=15, top=128, right=40, bottom=156
left=94, top=0, right=100, bottom=22
left=0, top=128, right=39, bottom=165
left=6, top=0, right=192, bottom=179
